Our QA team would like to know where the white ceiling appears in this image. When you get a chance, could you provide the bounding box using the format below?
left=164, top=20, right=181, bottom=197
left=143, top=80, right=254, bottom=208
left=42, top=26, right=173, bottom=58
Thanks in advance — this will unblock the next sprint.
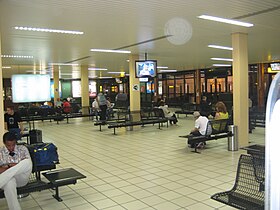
left=1, top=0, right=280, bottom=79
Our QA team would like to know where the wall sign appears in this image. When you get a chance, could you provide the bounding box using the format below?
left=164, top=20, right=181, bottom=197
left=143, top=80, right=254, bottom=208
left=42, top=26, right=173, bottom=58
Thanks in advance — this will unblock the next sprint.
left=133, top=84, right=139, bottom=91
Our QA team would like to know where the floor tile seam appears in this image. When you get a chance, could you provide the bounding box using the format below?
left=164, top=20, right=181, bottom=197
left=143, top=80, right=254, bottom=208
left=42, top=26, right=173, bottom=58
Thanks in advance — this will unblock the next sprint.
left=119, top=196, right=160, bottom=210
left=74, top=187, right=124, bottom=210
left=20, top=199, right=43, bottom=210
left=93, top=183, right=157, bottom=210
left=54, top=186, right=86, bottom=209
left=30, top=189, right=56, bottom=209
left=149, top=195, right=187, bottom=209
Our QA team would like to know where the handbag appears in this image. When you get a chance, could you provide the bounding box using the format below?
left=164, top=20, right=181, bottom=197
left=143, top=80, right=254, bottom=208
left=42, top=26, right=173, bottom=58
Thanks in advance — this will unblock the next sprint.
left=27, top=143, right=59, bottom=167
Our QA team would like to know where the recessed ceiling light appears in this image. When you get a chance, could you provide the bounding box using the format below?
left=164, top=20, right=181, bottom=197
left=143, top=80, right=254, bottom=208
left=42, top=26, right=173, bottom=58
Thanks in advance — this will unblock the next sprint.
left=212, top=64, right=232, bottom=67
left=198, top=15, right=254, bottom=27
left=2, top=66, right=11, bottom=69
left=157, top=66, right=169, bottom=69
left=208, top=44, right=233, bottom=51
left=90, top=49, right=131, bottom=54
left=88, top=68, right=108, bottom=71
left=49, top=63, right=79, bottom=66
left=14, top=26, right=84, bottom=35
left=159, top=69, right=177, bottom=72
left=211, top=57, right=233, bottom=62
left=1, top=55, right=33, bottom=58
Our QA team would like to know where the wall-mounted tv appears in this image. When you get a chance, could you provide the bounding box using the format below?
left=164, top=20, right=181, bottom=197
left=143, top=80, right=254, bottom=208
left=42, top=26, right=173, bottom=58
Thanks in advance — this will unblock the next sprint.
left=271, top=63, right=280, bottom=71
left=12, top=74, right=51, bottom=103
left=135, top=60, right=157, bottom=78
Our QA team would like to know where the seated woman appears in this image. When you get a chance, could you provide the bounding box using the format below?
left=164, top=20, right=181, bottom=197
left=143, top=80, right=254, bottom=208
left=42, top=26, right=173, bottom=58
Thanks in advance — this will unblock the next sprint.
left=213, top=101, right=229, bottom=133
left=158, top=101, right=178, bottom=125
left=215, top=101, right=229, bottom=120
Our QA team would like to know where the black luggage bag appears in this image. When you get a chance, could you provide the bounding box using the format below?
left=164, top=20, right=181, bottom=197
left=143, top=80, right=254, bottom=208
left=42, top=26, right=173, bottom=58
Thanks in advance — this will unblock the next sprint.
left=29, top=129, right=43, bottom=144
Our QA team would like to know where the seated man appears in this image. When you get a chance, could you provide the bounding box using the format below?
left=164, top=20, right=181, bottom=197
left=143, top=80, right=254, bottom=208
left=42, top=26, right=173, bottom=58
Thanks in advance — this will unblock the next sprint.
left=199, top=96, right=212, bottom=117
left=0, top=132, right=32, bottom=210
left=4, top=106, right=24, bottom=141
left=189, top=111, right=211, bottom=148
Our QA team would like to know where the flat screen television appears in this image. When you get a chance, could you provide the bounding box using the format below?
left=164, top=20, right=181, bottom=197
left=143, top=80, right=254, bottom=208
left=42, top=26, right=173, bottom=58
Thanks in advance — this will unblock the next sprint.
left=135, top=60, right=157, bottom=78
left=12, top=74, right=51, bottom=103
left=270, top=63, right=280, bottom=71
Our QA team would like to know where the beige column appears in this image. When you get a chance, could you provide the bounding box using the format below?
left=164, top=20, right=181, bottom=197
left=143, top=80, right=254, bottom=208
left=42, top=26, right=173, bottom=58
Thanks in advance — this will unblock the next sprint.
left=53, top=66, right=59, bottom=105
left=81, top=65, right=89, bottom=114
left=0, top=33, right=5, bottom=146
left=232, top=32, right=249, bottom=147
left=129, top=54, right=141, bottom=121
left=195, top=69, right=201, bottom=104
left=257, top=63, right=265, bottom=109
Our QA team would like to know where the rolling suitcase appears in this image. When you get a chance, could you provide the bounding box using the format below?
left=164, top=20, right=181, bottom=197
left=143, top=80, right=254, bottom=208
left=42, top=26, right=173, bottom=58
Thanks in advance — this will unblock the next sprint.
left=29, top=129, right=43, bottom=144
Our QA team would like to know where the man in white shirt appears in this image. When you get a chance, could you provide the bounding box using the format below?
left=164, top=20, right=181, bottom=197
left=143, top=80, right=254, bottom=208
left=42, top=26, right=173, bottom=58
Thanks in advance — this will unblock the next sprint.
left=0, top=132, right=32, bottom=210
left=189, top=111, right=211, bottom=148
left=190, top=111, right=210, bottom=136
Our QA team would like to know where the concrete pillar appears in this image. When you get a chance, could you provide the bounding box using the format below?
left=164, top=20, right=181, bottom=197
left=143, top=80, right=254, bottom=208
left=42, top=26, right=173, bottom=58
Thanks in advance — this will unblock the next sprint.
left=0, top=33, right=5, bottom=146
left=129, top=54, right=141, bottom=121
left=81, top=65, right=89, bottom=114
left=53, top=66, right=59, bottom=105
left=232, top=32, right=249, bottom=147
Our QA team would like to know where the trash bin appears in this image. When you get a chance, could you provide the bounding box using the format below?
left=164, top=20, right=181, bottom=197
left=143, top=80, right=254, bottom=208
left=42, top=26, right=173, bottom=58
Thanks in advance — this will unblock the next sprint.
left=126, top=114, right=133, bottom=131
left=228, top=125, right=238, bottom=151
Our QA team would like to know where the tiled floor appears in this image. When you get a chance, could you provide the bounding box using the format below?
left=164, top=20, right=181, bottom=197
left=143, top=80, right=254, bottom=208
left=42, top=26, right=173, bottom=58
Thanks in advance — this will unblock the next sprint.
left=0, top=116, right=265, bottom=210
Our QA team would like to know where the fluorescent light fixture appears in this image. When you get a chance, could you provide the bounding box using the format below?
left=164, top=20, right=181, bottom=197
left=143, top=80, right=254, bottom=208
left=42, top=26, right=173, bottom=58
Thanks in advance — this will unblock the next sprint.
left=99, top=76, right=113, bottom=79
left=157, top=66, right=169, bottom=69
left=198, top=15, right=254, bottom=27
left=125, top=74, right=130, bottom=76
left=26, top=70, right=50, bottom=73
left=211, top=57, right=233, bottom=62
left=49, top=63, right=79, bottom=66
left=1, top=55, right=33, bottom=58
left=159, top=69, right=177, bottom=72
left=208, top=44, right=233, bottom=51
left=90, top=49, right=131, bottom=54
left=88, top=67, right=108, bottom=71
left=213, top=64, right=232, bottom=67
left=14, top=26, right=84, bottom=35
left=2, top=66, right=11, bottom=69
left=107, top=72, right=125, bottom=74
left=60, top=73, right=75, bottom=76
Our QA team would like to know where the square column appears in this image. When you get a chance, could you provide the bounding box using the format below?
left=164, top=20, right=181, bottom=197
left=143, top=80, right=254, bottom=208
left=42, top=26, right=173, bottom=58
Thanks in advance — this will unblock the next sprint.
left=53, top=66, right=59, bottom=104
left=81, top=65, right=89, bottom=114
left=0, top=33, right=5, bottom=145
left=129, top=54, right=141, bottom=121
left=232, top=32, right=249, bottom=147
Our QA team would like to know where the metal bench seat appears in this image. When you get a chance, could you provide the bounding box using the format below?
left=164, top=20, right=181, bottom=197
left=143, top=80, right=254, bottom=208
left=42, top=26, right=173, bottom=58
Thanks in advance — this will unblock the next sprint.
left=108, top=118, right=168, bottom=134
left=211, top=154, right=264, bottom=210
left=181, top=119, right=232, bottom=153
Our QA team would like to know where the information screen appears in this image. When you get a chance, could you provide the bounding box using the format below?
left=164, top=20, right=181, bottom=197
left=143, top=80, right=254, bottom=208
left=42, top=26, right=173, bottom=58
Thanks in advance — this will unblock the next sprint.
left=12, top=74, right=51, bottom=103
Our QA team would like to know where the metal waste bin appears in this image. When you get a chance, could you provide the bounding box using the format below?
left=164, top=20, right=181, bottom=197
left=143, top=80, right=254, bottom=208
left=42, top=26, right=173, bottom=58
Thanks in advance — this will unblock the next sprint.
left=228, top=125, right=238, bottom=151
left=126, top=114, right=133, bottom=131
